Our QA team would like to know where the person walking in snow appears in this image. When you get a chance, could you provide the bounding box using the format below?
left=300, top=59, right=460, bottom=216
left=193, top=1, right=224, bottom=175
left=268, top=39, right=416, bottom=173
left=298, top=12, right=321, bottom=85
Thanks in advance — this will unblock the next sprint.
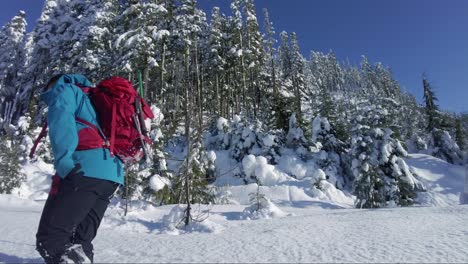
left=35, top=74, right=124, bottom=263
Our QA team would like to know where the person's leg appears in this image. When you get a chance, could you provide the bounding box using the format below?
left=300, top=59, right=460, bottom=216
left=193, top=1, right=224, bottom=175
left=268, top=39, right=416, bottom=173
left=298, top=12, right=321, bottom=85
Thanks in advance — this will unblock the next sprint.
left=36, top=178, right=63, bottom=263
left=35, top=174, right=101, bottom=263
left=72, top=180, right=118, bottom=262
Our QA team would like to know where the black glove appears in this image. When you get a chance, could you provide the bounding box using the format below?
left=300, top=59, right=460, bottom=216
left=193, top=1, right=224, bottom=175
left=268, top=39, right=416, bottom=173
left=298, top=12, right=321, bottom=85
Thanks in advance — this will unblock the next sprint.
left=66, top=163, right=84, bottom=179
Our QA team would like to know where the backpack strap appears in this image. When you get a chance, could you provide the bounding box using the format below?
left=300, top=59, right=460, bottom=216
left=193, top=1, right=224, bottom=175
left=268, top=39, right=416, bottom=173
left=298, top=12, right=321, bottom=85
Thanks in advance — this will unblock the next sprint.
left=29, top=121, right=49, bottom=159
left=29, top=84, right=100, bottom=159
left=29, top=117, right=110, bottom=159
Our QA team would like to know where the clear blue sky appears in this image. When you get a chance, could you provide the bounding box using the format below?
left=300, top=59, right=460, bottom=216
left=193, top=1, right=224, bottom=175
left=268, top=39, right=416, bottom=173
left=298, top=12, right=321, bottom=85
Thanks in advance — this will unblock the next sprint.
left=1, top=0, right=467, bottom=113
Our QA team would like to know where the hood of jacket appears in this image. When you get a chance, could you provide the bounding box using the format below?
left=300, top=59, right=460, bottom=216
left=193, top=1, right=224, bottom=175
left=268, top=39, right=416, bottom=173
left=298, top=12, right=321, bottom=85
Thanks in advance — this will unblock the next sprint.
left=40, top=74, right=93, bottom=105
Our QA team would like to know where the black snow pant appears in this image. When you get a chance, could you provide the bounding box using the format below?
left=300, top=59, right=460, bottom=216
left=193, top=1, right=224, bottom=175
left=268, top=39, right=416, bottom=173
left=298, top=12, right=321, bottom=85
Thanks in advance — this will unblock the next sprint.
left=36, top=172, right=119, bottom=263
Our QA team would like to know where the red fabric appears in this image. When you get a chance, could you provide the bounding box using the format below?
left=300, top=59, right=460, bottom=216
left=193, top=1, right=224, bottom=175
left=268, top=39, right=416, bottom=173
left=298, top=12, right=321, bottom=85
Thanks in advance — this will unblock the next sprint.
left=91, top=76, right=154, bottom=163
left=29, top=122, right=49, bottom=159
left=49, top=174, right=60, bottom=196
left=76, top=127, right=105, bottom=150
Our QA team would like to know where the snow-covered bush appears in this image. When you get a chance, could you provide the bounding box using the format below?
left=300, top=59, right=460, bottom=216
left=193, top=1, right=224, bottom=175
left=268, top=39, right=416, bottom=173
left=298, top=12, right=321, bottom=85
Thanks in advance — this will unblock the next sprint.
left=0, top=134, right=25, bottom=194
left=407, top=134, right=427, bottom=153
left=311, top=116, right=346, bottom=189
left=242, top=155, right=288, bottom=186
left=242, top=184, right=287, bottom=220
left=207, top=116, right=283, bottom=183
left=429, top=128, right=464, bottom=165
left=286, top=113, right=306, bottom=146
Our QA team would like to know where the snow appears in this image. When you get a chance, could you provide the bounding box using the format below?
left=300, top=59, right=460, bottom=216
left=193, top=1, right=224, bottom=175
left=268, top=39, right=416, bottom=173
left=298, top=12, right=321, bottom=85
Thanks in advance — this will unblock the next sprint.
left=152, top=29, right=170, bottom=41
left=242, top=155, right=289, bottom=186
left=242, top=196, right=288, bottom=220
left=405, top=153, right=466, bottom=206
left=1, top=154, right=468, bottom=262
left=216, top=117, right=228, bottom=131
left=1, top=195, right=467, bottom=263
left=262, top=134, right=275, bottom=148
left=149, top=174, right=170, bottom=192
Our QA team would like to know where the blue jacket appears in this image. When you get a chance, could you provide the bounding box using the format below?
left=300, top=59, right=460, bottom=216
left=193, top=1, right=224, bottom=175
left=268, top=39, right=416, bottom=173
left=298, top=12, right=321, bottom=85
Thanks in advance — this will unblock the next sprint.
left=41, top=74, right=124, bottom=185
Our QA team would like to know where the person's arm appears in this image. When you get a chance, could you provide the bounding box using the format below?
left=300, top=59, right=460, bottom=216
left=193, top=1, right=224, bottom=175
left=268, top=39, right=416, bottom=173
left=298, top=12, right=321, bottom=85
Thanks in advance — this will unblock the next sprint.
left=46, top=83, right=79, bottom=178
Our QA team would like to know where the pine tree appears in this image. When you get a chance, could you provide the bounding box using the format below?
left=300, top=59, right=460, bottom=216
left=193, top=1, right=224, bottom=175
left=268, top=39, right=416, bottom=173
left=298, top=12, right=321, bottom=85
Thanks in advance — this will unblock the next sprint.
left=286, top=113, right=308, bottom=158
left=113, top=0, right=167, bottom=88
left=290, top=32, right=305, bottom=120
left=0, top=11, right=27, bottom=127
left=0, top=134, right=25, bottom=194
left=262, top=8, right=288, bottom=131
left=229, top=0, right=248, bottom=115
left=278, top=31, right=292, bottom=80
left=351, top=100, right=421, bottom=208
left=243, top=0, right=265, bottom=118
left=207, top=7, right=223, bottom=113
left=72, top=0, right=120, bottom=81
left=263, top=8, right=277, bottom=97
left=423, top=77, right=463, bottom=164
left=455, top=117, right=466, bottom=151
left=423, top=77, right=439, bottom=132
left=311, top=116, right=346, bottom=189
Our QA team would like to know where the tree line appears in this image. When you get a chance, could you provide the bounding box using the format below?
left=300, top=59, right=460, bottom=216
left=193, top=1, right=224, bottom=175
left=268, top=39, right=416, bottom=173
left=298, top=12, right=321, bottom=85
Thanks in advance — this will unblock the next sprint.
left=0, top=0, right=466, bottom=211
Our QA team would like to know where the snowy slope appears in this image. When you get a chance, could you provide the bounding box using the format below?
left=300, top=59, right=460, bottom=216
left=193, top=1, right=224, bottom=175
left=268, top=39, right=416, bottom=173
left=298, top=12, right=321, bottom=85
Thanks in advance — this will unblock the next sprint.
left=406, top=153, right=467, bottom=206
left=1, top=153, right=467, bottom=263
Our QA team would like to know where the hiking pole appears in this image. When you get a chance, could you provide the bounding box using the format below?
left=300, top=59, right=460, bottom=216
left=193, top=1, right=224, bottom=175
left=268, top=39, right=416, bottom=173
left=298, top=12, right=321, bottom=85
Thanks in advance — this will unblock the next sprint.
left=134, top=98, right=151, bottom=158
left=132, top=112, right=151, bottom=166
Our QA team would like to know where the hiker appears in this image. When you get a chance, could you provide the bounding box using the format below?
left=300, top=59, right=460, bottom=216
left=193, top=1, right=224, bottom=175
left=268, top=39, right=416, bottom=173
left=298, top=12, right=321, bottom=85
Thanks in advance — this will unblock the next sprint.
left=35, top=74, right=124, bottom=263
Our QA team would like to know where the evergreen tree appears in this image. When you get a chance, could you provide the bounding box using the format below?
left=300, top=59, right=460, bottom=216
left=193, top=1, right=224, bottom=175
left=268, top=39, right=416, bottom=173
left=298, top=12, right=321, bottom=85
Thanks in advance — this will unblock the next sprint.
left=423, top=77, right=463, bottom=164
left=207, top=7, right=224, bottom=112
left=278, top=31, right=292, bottom=80
left=290, top=32, right=305, bottom=120
left=351, top=101, right=421, bottom=208
left=423, top=77, right=440, bottom=132
left=286, top=113, right=308, bottom=158
left=73, top=0, right=121, bottom=81
left=114, top=0, right=167, bottom=88
left=243, top=0, right=265, bottom=117
left=311, top=116, right=346, bottom=189
left=0, top=11, right=27, bottom=127
left=455, top=116, right=466, bottom=151
left=0, top=134, right=25, bottom=194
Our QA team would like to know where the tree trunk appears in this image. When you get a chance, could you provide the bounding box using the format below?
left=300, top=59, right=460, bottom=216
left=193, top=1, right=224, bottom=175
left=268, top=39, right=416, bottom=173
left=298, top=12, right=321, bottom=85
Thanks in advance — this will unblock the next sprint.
left=194, top=43, right=203, bottom=143
left=239, top=32, right=247, bottom=115
left=159, top=41, right=167, bottom=106
left=184, top=48, right=192, bottom=226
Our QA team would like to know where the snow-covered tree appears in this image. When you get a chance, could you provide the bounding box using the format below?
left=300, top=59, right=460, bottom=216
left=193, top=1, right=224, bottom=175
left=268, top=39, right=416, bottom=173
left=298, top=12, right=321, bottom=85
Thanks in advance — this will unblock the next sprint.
left=455, top=117, right=466, bottom=151
left=278, top=31, right=292, bottom=80
left=0, top=134, right=25, bottom=194
left=206, top=7, right=226, bottom=115
left=72, top=0, right=121, bottom=81
left=243, top=0, right=265, bottom=117
left=423, top=77, right=440, bottom=133
left=351, top=101, right=422, bottom=208
left=286, top=113, right=308, bottom=158
left=113, top=0, right=167, bottom=90
left=311, top=116, right=346, bottom=189
left=290, top=32, right=306, bottom=120
left=0, top=11, right=27, bottom=127
left=422, top=78, right=463, bottom=164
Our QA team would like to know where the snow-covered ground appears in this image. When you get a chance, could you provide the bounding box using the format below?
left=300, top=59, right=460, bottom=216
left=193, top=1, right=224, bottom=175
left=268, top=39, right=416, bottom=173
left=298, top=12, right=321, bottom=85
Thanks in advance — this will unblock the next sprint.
left=1, top=153, right=467, bottom=263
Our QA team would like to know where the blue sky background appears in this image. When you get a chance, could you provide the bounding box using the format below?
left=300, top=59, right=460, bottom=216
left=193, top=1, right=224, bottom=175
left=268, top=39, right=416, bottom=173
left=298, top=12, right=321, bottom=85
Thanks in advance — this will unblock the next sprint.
left=1, top=0, right=467, bottom=113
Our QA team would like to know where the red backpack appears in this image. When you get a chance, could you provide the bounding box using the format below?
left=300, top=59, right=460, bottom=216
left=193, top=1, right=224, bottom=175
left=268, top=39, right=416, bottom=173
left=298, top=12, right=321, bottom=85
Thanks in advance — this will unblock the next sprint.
left=30, top=76, right=155, bottom=164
